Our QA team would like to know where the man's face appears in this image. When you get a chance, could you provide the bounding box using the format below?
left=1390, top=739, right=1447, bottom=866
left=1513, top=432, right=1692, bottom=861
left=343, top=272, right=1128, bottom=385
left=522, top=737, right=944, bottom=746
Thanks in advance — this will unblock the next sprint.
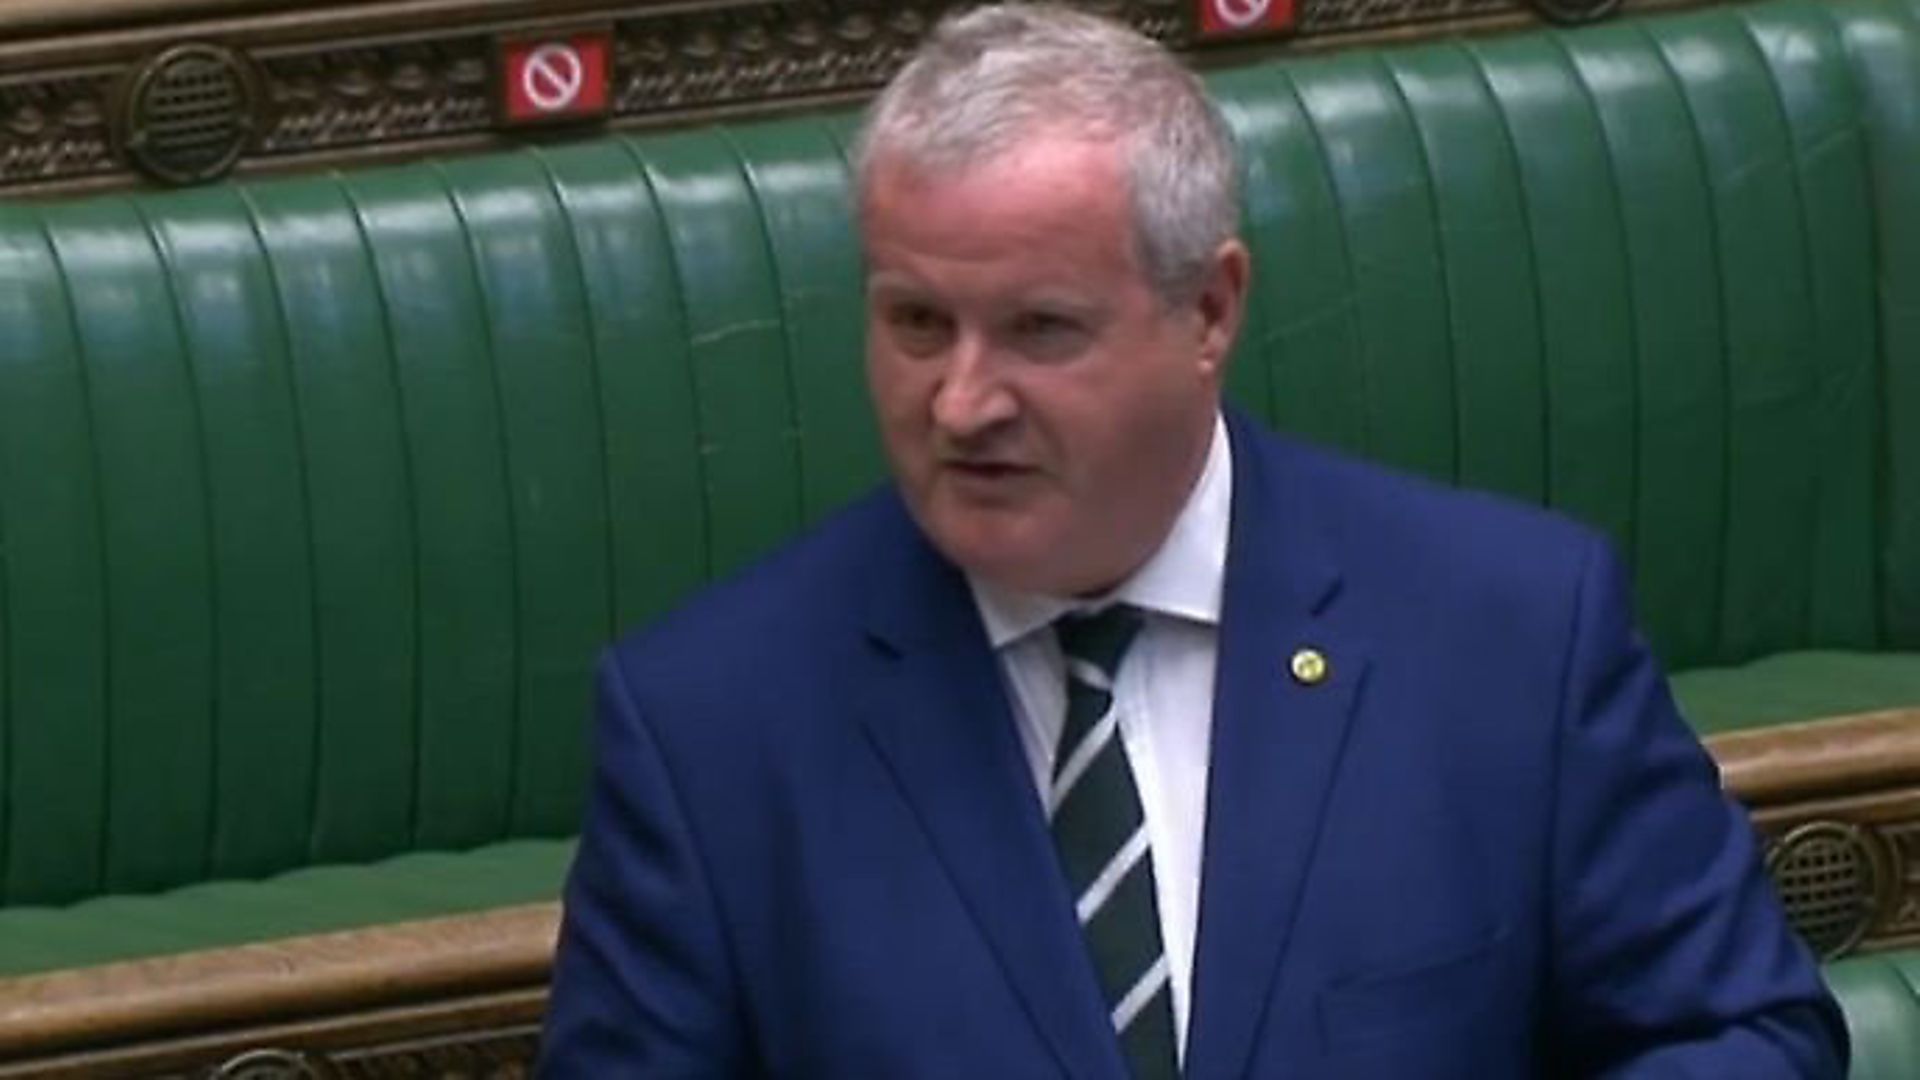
left=863, top=134, right=1245, bottom=596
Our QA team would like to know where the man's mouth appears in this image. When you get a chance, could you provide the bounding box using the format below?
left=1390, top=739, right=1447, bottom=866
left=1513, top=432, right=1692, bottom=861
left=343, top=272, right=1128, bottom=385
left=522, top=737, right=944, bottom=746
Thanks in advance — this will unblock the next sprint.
left=948, top=453, right=1036, bottom=470
left=944, top=460, right=1033, bottom=479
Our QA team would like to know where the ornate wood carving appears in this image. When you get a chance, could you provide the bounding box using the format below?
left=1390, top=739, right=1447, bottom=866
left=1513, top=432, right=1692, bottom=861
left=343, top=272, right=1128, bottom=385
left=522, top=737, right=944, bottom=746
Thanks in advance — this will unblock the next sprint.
left=0, top=72, right=120, bottom=187
left=1876, top=821, right=1920, bottom=939
left=255, top=39, right=495, bottom=157
left=325, top=1027, right=536, bottom=1078
left=1711, top=708, right=1920, bottom=960
left=0, top=0, right=1698, bottom=197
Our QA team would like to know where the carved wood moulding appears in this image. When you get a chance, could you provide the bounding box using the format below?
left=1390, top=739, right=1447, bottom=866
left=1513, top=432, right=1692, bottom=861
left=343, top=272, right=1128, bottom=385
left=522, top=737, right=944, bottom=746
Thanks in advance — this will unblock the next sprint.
left=1709, top=708, right=1920, bottom=961
left=0, top=904, right=557, bottom=1079
left=0, top=991, right=546, bottom=1079
left=0, top=0, right=1673, bottom=197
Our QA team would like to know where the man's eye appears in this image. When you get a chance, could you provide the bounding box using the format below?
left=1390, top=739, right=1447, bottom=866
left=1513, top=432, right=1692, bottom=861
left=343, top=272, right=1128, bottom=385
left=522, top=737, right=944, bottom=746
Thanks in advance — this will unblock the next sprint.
left=1008, top=312, right=1088, bottom=358
left=1012, top=312, right=1078, bottom=337
left=886, top=304, right=953, bottom=349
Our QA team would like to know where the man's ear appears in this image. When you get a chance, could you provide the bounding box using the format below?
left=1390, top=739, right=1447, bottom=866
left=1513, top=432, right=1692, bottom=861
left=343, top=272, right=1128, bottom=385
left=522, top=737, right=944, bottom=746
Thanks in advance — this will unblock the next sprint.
left=1195, top=239, right=1252, bottom=379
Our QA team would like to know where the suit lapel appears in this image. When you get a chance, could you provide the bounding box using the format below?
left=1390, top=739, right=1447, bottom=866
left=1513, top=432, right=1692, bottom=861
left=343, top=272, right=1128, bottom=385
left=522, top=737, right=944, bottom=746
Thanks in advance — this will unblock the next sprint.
left=857, top=501, right=1124, bottom=1080
left=1184, top=417, right=1370, bottom=1080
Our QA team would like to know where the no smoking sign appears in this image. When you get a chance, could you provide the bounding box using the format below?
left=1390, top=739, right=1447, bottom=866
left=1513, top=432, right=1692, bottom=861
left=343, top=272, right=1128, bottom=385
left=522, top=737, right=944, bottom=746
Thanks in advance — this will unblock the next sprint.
left=500, top=31, right=611, bottom=125
left=1196, top=0, right=1295, bottom=37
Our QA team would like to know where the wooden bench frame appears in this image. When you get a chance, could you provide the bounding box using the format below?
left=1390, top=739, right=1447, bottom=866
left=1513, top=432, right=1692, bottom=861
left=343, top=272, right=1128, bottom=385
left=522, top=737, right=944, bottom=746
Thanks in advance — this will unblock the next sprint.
left=1715, top=709, right=1920, bottom=962
left=0, top=905, right=556, bottom=1078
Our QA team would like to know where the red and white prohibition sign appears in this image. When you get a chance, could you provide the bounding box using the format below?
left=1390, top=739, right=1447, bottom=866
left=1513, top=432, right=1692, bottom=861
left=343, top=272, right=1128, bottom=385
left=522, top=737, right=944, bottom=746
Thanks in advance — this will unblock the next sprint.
left=1197, top=0, right=1295, bottom=36
left=522, top=44, right=586, bottom=112
left=500, top=31, right=612, bottom=124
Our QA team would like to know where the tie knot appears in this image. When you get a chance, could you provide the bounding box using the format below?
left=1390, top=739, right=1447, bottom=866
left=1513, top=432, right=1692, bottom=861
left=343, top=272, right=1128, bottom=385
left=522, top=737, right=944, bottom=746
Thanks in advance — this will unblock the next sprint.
left=1055, top=605, right=1144, bottom=680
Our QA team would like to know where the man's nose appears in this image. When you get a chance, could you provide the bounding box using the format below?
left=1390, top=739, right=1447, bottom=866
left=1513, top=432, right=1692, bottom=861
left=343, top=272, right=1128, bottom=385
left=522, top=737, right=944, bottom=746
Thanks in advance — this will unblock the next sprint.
left=930, top=337, right=1017, bottom=439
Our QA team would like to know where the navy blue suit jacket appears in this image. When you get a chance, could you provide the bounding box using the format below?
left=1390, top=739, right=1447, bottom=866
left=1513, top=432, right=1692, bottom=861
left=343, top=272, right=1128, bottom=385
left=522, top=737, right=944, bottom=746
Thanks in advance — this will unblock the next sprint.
left=540, top=413, right=1845, bottom=1078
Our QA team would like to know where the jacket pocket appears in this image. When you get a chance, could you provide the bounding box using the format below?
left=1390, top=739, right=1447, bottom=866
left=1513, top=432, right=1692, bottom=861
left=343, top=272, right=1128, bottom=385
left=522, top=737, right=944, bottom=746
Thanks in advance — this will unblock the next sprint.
left=1316, top=927, right=1508, bottom=1050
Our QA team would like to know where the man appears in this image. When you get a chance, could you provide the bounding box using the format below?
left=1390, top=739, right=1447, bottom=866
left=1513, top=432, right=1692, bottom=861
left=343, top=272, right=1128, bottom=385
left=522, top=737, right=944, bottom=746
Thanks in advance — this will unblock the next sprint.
left=539, top=5, right=1846, bottom=1077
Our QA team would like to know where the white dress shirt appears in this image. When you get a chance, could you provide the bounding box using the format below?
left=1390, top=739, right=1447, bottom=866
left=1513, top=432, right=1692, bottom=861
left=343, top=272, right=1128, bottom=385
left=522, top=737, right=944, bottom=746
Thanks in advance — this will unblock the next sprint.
left=966, top=415, right=1230, bottom=1060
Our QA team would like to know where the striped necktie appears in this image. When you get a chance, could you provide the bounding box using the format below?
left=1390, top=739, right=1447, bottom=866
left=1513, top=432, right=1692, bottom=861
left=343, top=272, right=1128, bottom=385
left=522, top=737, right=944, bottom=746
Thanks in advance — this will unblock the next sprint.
left=1050, top=605, right=1179, bottom=1079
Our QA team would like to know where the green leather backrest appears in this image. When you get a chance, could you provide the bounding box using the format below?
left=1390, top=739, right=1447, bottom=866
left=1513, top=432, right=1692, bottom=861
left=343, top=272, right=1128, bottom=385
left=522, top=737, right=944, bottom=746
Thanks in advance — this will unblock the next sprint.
left=1221, top=0, right=1920, bottom=670
left=0, top=0, right=1914, bottom=905
left=0, top=131, right=885, bottom=906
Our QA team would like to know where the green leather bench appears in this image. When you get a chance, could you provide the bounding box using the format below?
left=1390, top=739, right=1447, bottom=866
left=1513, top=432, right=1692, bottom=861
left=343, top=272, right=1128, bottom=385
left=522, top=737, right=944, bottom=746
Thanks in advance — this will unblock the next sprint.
left=1827, top=951, right=1920, bottom=1079
left=0, top=0, right=1916, bottom=1072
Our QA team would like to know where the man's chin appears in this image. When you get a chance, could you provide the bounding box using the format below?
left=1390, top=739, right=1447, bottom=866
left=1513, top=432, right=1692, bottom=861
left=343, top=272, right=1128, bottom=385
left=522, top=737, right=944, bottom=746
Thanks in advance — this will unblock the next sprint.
left=925, top=525, right=1062, bottom=593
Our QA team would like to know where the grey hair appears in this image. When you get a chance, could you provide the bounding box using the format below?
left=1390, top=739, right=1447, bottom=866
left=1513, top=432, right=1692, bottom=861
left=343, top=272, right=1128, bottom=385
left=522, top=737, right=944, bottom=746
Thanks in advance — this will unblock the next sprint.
left=853, top=3, right=1242, bottom=304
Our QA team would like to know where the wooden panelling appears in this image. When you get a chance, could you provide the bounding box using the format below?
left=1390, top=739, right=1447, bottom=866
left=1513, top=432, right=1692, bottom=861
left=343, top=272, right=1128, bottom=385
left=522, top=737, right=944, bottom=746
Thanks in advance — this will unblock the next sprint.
left=0, top=0, right=1693, bottom=197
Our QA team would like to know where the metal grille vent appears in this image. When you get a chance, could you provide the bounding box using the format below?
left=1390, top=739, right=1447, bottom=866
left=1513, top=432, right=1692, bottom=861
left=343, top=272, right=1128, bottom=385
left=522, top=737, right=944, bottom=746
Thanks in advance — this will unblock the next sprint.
left=211, top=1050, right=319, bottom=1080
left=121, top=44, right=257, bottom=185
left=1767, top=822, right=1881, bottom=961
left=1529, top=0, right=1623, bottom=25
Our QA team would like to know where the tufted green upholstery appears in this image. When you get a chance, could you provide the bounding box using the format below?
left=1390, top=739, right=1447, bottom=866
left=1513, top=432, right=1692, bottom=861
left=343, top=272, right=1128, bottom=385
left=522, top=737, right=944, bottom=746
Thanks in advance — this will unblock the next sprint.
left=1220, top=0, right=1920, bottom=673
left=0, top=0, right=1916, bottom=972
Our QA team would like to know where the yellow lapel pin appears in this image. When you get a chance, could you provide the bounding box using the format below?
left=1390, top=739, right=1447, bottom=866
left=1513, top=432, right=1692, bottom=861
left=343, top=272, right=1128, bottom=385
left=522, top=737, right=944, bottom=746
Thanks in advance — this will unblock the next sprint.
left=1290, top=648, right=1329, bottom=687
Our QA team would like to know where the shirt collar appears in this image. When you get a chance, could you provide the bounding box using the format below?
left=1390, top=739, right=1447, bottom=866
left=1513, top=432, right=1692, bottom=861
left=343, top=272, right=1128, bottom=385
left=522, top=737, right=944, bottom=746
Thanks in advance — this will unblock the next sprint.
left=969, top=414, right=1233, bottom=649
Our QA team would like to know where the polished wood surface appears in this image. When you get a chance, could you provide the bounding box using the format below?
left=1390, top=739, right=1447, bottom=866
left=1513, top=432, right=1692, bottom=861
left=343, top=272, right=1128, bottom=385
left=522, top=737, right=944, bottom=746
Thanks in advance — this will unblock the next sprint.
left=0, top=903, right=557, bottom=1063
left=1711, top=709, right=1920, bottom=806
